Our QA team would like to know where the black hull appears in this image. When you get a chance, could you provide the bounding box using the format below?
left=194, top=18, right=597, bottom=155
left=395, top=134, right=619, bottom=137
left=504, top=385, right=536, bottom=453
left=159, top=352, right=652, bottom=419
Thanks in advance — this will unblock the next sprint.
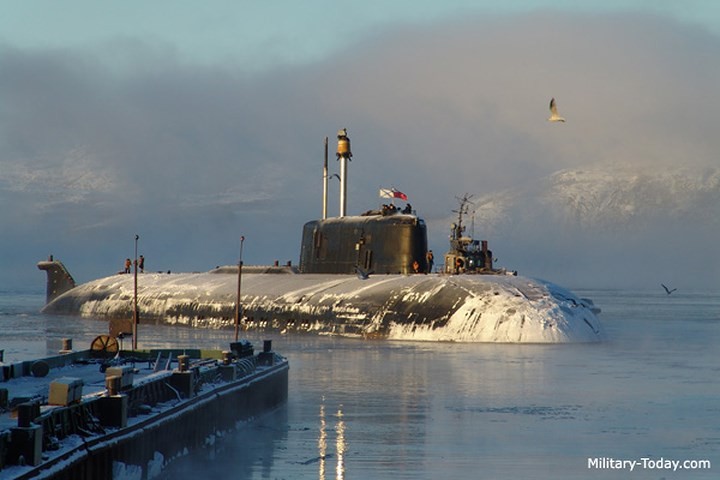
left=40, top=268, right=604, bottom=343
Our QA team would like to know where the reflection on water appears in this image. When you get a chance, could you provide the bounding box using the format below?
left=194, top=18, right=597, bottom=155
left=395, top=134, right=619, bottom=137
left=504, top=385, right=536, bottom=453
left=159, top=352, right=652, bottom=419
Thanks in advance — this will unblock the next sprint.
left=318, top=403, right=327, bottom=480
left=316, top=401, right=346, bottom=480
left=335, top=407, right=345, bottom=480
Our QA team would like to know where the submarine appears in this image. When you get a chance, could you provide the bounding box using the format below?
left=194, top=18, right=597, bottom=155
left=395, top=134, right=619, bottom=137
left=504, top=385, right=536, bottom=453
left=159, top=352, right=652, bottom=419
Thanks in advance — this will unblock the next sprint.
left=38, top=130, right=603, bottom=343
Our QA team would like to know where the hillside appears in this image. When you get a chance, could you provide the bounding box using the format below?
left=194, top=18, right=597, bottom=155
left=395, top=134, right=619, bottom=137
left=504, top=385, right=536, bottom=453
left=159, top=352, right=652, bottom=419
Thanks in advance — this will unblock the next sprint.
left=472, top=164, right=720, bottom=233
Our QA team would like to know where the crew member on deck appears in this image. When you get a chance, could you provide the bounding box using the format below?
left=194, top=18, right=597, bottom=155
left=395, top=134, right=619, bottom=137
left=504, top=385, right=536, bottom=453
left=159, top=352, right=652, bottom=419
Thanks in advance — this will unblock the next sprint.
left=454, top=257, right=464, bottom=274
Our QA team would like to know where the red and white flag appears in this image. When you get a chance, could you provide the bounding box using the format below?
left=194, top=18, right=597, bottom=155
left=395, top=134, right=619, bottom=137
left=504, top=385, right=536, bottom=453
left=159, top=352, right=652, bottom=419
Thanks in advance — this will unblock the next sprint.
left=379, top=188, right=408, bottom=201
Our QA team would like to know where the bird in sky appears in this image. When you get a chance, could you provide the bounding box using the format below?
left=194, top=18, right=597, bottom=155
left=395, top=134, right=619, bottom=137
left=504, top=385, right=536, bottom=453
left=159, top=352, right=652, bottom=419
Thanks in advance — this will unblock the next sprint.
left=661, top=283, right=677, bottom=295
left=548, top=97, right=566, bottom=122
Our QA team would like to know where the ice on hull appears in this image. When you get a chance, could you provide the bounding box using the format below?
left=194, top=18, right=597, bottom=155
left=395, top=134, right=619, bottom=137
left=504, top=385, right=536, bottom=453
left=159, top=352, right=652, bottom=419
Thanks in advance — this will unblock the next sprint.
left=41, top=270, right=603, bottom=343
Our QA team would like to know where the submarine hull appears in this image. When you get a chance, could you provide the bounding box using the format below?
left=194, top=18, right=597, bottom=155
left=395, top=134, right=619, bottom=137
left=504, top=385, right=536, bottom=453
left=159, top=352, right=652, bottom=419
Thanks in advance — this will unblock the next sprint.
left=40, top=268, right=603, bottom=343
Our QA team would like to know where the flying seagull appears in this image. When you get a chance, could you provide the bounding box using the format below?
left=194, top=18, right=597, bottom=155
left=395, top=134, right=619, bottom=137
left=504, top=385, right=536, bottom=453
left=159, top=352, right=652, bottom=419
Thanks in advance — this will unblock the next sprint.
left=548, top=98, right=566, bottom=122
left=661, top=284, right=677, bottom=295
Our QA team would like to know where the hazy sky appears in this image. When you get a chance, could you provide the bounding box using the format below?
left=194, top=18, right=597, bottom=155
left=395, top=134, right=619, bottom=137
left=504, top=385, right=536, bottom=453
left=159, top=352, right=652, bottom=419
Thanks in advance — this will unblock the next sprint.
left=2, top=1, right=720, bottom=290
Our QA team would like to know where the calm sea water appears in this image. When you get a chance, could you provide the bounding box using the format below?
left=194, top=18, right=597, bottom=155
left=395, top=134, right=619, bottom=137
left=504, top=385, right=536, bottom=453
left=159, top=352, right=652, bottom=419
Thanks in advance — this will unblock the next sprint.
left=1, top=288, right=718, bottom=479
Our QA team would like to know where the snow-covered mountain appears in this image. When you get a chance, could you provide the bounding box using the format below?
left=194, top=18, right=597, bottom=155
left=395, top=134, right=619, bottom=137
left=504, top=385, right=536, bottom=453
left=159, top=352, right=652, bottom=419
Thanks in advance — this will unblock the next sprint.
left=470, top=164, right=720, bottom=234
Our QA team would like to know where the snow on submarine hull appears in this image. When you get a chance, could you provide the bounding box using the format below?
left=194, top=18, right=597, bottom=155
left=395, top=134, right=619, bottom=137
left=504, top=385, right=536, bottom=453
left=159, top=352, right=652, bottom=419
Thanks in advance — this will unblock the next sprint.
left=38, top=262, right=604, bottom=343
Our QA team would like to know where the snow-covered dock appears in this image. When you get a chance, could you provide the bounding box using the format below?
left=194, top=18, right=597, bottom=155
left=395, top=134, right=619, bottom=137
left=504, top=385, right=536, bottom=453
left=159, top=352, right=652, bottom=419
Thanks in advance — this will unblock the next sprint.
left=0, top=341, right=288, bottom=479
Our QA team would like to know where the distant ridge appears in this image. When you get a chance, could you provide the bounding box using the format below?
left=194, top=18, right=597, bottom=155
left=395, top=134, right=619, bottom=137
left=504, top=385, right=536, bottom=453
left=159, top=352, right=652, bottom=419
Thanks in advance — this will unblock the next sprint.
left=466, top=164, right=720, bottom=234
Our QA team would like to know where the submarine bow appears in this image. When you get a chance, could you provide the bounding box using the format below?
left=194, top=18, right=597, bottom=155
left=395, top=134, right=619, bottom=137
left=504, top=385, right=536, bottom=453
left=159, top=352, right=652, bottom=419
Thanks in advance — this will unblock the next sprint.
left=40, top=266, right=603, bottom=343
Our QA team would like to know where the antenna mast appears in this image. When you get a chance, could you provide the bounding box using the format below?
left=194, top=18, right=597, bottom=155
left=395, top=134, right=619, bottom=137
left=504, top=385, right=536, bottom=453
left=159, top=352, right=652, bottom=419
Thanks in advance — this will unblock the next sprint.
left=336, top=129, right=352, bottom=217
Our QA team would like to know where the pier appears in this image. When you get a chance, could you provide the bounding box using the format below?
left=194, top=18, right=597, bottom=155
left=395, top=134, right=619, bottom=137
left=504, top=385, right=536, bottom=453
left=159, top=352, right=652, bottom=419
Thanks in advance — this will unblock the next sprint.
left=0, top=339, right=288, bottom=479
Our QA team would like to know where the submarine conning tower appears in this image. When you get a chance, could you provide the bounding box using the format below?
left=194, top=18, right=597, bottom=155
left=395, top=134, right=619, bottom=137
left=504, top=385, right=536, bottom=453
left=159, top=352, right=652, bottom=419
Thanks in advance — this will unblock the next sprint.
left=299, top=212, right=428, bottom=274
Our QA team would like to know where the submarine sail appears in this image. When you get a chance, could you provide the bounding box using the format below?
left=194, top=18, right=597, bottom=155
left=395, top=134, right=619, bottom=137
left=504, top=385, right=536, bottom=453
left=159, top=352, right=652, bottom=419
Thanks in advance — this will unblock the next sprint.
left=299, top=212, right=427, bottom=275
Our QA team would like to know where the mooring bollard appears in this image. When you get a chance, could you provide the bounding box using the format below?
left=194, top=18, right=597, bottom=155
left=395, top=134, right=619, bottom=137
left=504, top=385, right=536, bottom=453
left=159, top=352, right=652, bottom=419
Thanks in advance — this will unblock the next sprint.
left=177, top=355, right=190, bottom=372
left=219, top=351, right=237, bottom=381
left=59, top=338, right=73, bottom=354
left=221, top=351, right=232, bottom=366
left=171, top=355, right=195, bottom=398
left=106, top=375, right=121, bottom=396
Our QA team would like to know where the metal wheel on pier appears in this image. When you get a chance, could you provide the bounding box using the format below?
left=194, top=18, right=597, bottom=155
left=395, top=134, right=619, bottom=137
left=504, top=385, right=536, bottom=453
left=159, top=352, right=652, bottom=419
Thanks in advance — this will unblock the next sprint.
left=90, top=334, right=119, bottom=357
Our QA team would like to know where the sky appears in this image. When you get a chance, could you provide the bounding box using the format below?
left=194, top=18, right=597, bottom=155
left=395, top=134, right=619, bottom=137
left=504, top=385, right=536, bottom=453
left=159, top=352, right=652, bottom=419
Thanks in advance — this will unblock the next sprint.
left=2, top=1, right=720, bottom=291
